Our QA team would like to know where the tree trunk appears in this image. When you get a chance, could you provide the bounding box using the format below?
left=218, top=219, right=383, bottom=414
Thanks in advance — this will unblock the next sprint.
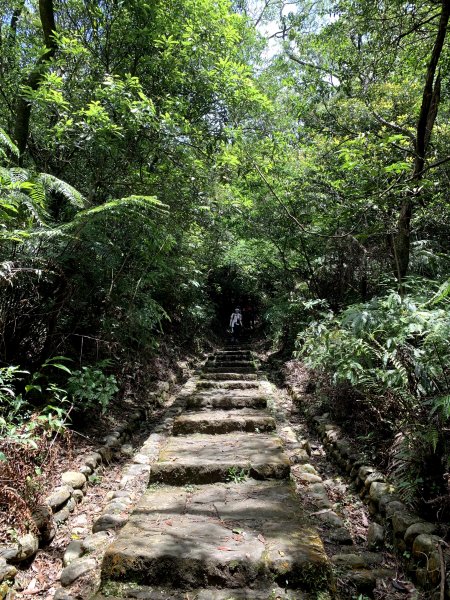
left=393, top=0, right=450, bottom=280
left=14, top=0, right=57, bottom=163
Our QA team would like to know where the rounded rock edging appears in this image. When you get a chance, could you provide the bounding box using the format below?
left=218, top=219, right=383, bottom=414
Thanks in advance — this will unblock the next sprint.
left=0, top=368, right=189, bottom=594
left=287, top=383, right=449, bottom=598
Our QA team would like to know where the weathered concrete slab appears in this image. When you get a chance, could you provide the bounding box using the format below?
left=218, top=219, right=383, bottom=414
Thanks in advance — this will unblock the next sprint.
left=150, top=433, right=290, bottom=484
left=197, top=380, right=259, bottom=390
left=173, top=410, right=276, bottom=435
left=101, top=481, right=330, bottom=590
left=200, top=373, right=258, bottom=381
left=186, top=393, right=268, bottom=410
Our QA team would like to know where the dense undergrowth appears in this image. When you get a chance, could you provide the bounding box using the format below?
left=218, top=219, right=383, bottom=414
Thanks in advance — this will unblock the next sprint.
left=265, top=277, right=450, bottom=518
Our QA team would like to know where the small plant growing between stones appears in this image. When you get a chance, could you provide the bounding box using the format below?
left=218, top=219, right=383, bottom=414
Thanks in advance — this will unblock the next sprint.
left=226, top=465, right=248, bottom=483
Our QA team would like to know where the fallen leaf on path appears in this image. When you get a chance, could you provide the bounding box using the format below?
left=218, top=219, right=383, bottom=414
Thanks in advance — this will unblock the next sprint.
left=164, top=520, right=173, bottom=526
left=217, top=546, right=233, bottom=551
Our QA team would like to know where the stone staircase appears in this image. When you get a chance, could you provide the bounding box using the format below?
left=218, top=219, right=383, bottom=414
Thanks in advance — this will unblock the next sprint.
left=96, top=346, right=332, bottom=599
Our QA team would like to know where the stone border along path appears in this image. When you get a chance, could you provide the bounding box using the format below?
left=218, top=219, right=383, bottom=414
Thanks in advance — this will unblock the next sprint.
left=48, top=345, right=415, bottom=600
left=286, top=381, right=450, bottom=600
left=0, top=360, right=197, bottom=600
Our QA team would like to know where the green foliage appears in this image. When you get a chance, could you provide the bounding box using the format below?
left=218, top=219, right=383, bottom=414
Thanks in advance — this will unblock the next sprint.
left=67, top=363, right=119, bottom=415
left=296, top=282, right=450, bottom=504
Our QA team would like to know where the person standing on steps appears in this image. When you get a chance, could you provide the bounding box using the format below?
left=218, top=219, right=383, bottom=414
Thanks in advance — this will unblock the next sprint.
left=229, top=307, right=242, bottom=343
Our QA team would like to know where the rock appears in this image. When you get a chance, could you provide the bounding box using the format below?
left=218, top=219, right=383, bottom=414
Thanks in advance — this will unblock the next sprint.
left=133, top=453, right=150, bottom=465
left=297, top=463, right=319, bottom=475
left=412, top=534, right=441, bottom=559
left=53, top=589, right=74, bottom=600
left=105, top=490, right=131, bottom=501
left=63, top=541, right=84, bottom=566
left=368, top=482, right=392, bottom=505
left=31, top=505, right=54, bottom=543
left=296, top=472, right=322, bottom=484
left=82, top=531, right=110, bottom=553
left=0, top=546, right=18, bottom=563
left=54, top=506, right=71, bottom=525
left=385, top=500, right=407, bottom=519
left=391, top=509, right=421, bottom=539
left=98, top=446, right=113, bottom=462
left=60, top=558, right=96, bottom=586
left=405, top=522, right=438, bottom=547
left=346, top=568, right=394, bottom=593
left=66, top=497, right=76, bottom=512
left=358, top=465, right=375, bottom=480
left=45, top=486, right=72, bottom=511
left=328, top=527, right=353, bottom=544
left=0, top=558, right=17, bottom=582
left=123, top=464, right=150, bottom=477
left=378, top=494, right=401, bottom=515
left=427, top=551, right=442, bottom=586
left=84, top=452, right=102, bottom=470
left=104, top=501, right=128, bottom=514
left=72, top=489, right=84, bottom=503
left=364, top=471, right=385, bottom=489
left=367, top=523, right=384, bottom=550
left=332, top=553, right=366, bottom=569
left=120, top=444, right=134, bottom=457
left=334, top=439, right=351, bottom=457
left=61, top=471, right=86, bottom=489
left=16, top=533, right=38, bottom=562
left=315, top=510, right=345, bottom=528
left=79, top=465, right=92, bottom=476
left=92, top=514, right=128, bottom=533
left=0, top=583, right=11, bottom=600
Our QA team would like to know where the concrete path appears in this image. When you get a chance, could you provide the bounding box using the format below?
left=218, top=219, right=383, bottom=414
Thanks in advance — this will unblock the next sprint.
left=96, top=347, right=332, bottom=599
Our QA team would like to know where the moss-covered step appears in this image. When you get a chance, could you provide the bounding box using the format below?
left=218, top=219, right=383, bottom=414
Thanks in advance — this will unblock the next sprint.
left=173, top=409, right=276, bottom=435
left=97, top=584, right=319, bottom=599
left=202, top=366, right=257, bottom=374
left=200, top=373, right=258, bottom=381
left=209, top=361, right=254, bottom=368
left=186, top=393, right=268, bottom=410
left=101, top=480, right=331, bottom=591
left=150, top=432, right=290, bottom=484
left=197, top=380, right=259, bottom=390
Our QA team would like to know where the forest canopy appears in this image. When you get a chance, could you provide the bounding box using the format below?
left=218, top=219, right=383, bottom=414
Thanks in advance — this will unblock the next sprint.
left=1, top=0, right=450, bottom=515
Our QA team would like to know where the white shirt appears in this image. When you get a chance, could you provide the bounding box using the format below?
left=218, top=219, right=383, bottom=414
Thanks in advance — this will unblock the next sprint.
left=230, top=311, right=242, bottom=327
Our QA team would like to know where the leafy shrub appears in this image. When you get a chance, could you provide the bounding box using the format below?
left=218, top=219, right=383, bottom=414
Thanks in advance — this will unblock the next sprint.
left=296, top=283, right=450, bottom=509
left=67, top=363, right=118, bottom=414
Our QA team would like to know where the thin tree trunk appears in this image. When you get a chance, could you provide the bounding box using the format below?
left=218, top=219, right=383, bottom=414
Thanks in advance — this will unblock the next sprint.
left=394, top=0, right=450, bottom=279
left=14, top=0, right=57, bottom=163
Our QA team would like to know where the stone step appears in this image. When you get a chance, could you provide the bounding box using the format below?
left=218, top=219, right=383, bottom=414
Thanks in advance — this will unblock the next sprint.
left=186, top=393, right=268, bottom=410
left=215, top=352, right=252, bottom=359
left=203, top=366, right=257, bottom=374
left=101, top=480, right=330, bottom=591
left=150, top=433, right=290, bottom=484
left=173, top=409, right=276, bottom=435
left=95, top=587, right=314, bottom=599
left=197, top=380, right=259, bottom=390
left=209, top=361, right=255, bottom=368
left=200, top=372, right=258, bottom=381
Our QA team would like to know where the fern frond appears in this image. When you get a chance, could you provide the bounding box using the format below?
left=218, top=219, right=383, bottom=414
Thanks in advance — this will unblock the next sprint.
left=0, top=128, right=19, bottom=158
left=69, top=195, right=168, bottom=224
left=38, top=173, right=85, bottom=209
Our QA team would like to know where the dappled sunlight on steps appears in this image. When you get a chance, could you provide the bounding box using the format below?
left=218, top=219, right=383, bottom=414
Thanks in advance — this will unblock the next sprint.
left=96, top=345, right=332, bottom=599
